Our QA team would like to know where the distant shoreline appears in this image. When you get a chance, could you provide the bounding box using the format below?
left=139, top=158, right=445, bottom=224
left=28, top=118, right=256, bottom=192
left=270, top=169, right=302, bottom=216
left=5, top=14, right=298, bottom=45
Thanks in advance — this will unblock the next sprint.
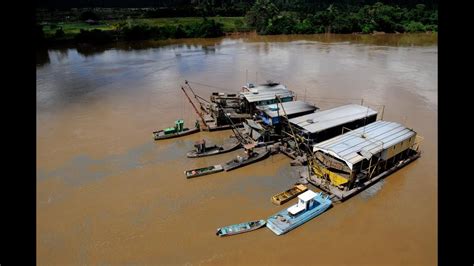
left=38, top=29, right=438, bottom=49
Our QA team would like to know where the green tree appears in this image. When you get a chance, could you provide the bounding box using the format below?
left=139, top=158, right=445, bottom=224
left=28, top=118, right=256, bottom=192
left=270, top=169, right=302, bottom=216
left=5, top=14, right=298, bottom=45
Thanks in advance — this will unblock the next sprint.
left=404, top=21, right=426, bottom=32
left=245, top=0, right=279, bottom=34
left=265, top=12, right=298, bottom=34
left=295, top=18, right=314, bottom=34
left=233, top=18, right=244, bottom=31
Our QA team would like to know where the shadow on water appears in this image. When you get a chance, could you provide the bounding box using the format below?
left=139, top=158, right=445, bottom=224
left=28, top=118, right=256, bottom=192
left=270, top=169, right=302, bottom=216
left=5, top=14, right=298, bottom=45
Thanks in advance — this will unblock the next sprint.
left=72, top=38, right=223, bottom=57
left=359, top=179, right=386, bottom=200
left=76, top=44, right=111, bottom=57
left=38, top=33, right=437, bottom=66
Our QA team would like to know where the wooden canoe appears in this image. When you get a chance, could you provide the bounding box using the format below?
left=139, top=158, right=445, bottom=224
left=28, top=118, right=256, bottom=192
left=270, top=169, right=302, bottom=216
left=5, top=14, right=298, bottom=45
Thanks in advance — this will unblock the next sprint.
left=216, top=219, right=266, bottom=237
left=222, top=149, right=270, bottom=172
left=186, top=141, right=241, bottom=158
left=184, top=165, right=223, bottom=178
left=271, top=184, right=308, bottom=205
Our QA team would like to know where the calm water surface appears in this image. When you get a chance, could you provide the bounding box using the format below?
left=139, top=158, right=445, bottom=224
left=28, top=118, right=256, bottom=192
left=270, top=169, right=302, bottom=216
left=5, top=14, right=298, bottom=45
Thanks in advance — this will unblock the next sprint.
left=37, top=33, right=437, bottom=265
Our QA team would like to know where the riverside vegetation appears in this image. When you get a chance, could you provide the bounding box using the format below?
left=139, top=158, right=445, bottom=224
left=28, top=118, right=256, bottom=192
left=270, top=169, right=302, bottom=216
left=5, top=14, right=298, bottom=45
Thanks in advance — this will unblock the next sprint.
left=36, top=0, right=437, bottom=46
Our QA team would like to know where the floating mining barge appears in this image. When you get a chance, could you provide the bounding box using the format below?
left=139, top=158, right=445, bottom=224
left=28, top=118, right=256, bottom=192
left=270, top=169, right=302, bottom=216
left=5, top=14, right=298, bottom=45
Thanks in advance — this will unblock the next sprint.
left=302, top=120, right=422, bottom=202
left=155, top=79, right=423, bottom=236
left=163, top=80, right=422, bottom=204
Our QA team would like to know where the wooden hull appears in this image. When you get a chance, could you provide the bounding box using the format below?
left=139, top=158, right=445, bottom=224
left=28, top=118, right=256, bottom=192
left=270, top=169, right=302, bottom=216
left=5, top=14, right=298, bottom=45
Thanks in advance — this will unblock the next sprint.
left=153, top=127, right=199, bottom=140
left=185, top=165, right=223, bottom=178
left=223, top=149, right=270, bottom=172
left=186, top=142, right=241, bottom=158
left=216, top=220, right=266, bottom=237
left=271, top=184, right=308, bottom=205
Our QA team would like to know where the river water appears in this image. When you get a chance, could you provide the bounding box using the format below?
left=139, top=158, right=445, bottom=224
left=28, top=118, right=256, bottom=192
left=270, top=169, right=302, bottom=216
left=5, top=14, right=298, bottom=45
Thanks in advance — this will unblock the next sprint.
left=37, top=33, right=437, bottom=265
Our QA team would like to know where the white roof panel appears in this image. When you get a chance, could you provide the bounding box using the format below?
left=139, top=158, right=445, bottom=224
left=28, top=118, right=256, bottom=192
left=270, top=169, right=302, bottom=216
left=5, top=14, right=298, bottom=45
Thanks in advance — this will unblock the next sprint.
left=298, top=190, right=318, bottom=202
left=241, top=89, right=294, bottom=103
left=313, top=120, right=416, bottom=169
left=288, top=104, right=377, bottom=134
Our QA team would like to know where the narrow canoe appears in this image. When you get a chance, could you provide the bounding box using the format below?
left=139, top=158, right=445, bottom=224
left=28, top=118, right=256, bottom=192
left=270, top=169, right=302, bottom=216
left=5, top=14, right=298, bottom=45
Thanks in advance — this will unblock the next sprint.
left=186, top=141, right=241, bottom=158
left=216, top=219, right=266, bottom=237
left=271, top=184, right=308, bottom=205
left=222, top=149, right=270, bottom=172
left=184, top=165, right=223, bottom=178
left=153, top=127, right=200, bottom=141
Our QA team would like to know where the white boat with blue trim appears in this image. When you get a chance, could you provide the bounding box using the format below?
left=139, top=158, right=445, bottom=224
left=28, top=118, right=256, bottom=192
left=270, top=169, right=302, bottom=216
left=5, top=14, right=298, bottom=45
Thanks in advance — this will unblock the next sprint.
left=266, top=190, right=331, bottom=235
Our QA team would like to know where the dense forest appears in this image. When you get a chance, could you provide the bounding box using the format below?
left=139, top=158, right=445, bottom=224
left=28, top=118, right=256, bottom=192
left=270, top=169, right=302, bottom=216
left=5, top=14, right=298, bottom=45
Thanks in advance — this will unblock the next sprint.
left=36, top=0, right=438, bottom=46
left=245, top=0, right=437, bottom=34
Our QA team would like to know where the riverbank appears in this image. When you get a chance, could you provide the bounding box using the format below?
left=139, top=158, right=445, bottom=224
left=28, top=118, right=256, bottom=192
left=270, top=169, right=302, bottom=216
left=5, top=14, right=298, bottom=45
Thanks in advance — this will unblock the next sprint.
left=38, top=31, right=438, bottom=52
left=37, top=1, right=438, bottom=48
left=40, top=17, right=251, bottom=37
left=37, top=17, right=254, bottom=47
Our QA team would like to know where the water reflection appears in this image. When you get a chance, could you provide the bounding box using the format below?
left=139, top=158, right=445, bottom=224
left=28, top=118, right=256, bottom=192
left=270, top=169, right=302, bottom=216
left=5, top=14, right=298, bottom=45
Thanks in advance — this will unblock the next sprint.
left=38, top=33, right=437, bottom=68
left=76, top=44, right=110, bottom=57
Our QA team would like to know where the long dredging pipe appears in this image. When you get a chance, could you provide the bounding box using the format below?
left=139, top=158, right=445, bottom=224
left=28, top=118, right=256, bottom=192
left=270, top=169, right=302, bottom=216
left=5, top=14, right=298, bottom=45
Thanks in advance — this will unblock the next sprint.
left=214, top=101, right=250, bottom=145
left=276, top=95, right=313, bottom=179
left=276, top=95, right=301, bottom=155
left=184, top=80, right=211, bottom=114
left=180, top=86, right=208, bottom=131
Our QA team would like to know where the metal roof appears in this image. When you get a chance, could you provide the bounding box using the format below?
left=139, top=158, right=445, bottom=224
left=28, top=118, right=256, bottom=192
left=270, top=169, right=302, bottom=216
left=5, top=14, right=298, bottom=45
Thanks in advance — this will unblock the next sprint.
left=257, top=101, right=317, bottom=118
left=312, top=120, right=416, bottom=170
left=298, top=190, right=318, bottom=202
left=288, top=104, right=377, bottom=134
left=240, top=89, right=294, bottom=103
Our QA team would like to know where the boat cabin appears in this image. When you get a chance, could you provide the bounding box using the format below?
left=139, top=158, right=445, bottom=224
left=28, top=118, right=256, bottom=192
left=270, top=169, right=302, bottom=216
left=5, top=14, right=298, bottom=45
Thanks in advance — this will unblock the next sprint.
left=287, top=190, right=319, bottom=215
left=194, top=139, right=207, bottom=152
left=244, top=143, right=257, bottom=157
left=163, top=119, right=183, bottom=135
left=239, top=83, right=295, bottom=114
left=256, top=101, right=318, bottom=126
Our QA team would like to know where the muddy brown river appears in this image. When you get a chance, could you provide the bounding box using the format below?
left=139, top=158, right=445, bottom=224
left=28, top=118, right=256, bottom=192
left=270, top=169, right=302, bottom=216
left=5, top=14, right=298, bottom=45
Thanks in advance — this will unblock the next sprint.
left=37, top=33, right=437, bottom=265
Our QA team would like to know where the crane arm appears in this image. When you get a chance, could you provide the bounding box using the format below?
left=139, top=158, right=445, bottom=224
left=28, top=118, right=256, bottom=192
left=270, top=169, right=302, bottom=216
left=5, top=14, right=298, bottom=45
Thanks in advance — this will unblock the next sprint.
left=180, top=86, right=208, bottom=130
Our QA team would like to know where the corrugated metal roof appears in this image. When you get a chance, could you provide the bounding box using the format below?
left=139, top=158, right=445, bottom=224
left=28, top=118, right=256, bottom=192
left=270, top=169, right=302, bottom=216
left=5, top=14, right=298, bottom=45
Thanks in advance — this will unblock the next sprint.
left=257, top=101, right=317, bottom=118
left=313, top=120, right=416, bottom=169
left=288, top=104, right=377, bottom=134
left=241, top=89, right=294, bottom=103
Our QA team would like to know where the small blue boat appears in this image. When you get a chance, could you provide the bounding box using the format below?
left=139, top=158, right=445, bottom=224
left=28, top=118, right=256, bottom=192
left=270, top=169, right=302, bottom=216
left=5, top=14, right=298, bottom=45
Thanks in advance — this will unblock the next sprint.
left=266, top=190, right=332, bottom=235
left=216, top=220, right=266, bottom=237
